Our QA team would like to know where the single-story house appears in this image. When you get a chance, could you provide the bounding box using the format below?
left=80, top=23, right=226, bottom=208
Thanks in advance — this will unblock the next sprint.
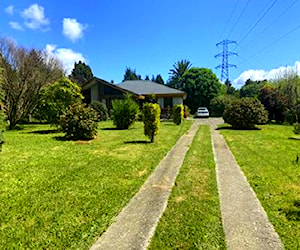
left=82, top=78, right=186, bottom=112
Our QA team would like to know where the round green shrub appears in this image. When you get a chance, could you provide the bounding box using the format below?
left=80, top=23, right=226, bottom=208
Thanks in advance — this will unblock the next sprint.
left=111, top=94, right=139, bottom=129
left=90, top=101, right=109, bottom=121
left=36, top=78, right=83, bottom=125
left=210, top=95, right=234, bottom=117
left=173, top=104, right=184, bottom=125
left=223, top=98, right=268, bottom=129
left=293, top=123, right=300, bottom=134
left=142, top=103, right=161, bottom=143
left=60, top=103, right=98, bottom=140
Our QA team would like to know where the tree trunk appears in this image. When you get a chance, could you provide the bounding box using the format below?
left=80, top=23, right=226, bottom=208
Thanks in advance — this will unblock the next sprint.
left=150, top=133, right=154, bottom=143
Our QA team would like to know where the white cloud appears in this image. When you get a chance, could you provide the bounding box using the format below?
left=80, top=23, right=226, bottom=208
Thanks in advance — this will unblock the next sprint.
left=62, top=18, right=87, bottom=42
left=5, top=5, right=14, bottom=15
left=9, top=21, right=24, bottom=31
left=45, top=44, right=86, bottom=75
left=21, top=4, right=49, bottom=30
left=233, top=61, right=300, bottom=86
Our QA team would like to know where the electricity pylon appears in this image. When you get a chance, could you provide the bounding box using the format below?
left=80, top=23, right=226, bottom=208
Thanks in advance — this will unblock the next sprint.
left=215, top=39, right=238, bottom=82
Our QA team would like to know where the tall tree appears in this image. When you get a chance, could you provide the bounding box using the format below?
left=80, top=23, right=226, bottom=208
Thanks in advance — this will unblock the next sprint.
left=123, top=67, right=141, bottom=81
left=0, top=37, right=63, bottom=129
left=36, top=78, right=83, bottom=125
left=240, top=81, right=264, bottom=98
left=153, top=74, right=165, bottom=85
left=168, top=59, right=191, bottom=88
left=182, top=67, right=221, bottom=113
left=145, top=75, right=150, bottom=81
left=224, top=79, right=237, bottom=95
left=277, top=69, right=300, bottom=123
left=258, top=84, right=287, bottom=122
left=69, top=61, right=93, bottom=86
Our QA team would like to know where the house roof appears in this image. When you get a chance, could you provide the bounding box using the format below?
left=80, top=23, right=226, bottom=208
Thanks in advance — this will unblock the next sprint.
left=118, top=80, right=186, bottom=96
left=83, top=78, right=186, bottom=99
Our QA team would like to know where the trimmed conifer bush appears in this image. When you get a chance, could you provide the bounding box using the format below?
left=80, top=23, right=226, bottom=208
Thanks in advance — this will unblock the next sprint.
left=173, top=104, right=184, bottom=125
left=111, top=94, right=139, bottom=129
left=142, top=103, right=161, bottom=143
left=60, top=103, right=98, bottom=140
left=223, top=97, right=268, bottom=129
left=90, top=101, right=109, bottom=121
left=293, top=123, right=300, bottom=134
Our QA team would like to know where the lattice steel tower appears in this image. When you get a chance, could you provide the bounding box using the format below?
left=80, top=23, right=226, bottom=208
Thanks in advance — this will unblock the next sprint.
left=215, top=39, right=238, bottom=82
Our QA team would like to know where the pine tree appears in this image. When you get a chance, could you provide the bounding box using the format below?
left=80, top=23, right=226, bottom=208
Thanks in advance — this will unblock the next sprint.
left=69, top=61, right=93, bottom=86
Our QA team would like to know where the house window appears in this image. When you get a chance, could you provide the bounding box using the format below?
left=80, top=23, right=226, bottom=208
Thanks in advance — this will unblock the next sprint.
left=103, top=86, right=123, bottom=95
left=163, top=97, right=173, bottom=108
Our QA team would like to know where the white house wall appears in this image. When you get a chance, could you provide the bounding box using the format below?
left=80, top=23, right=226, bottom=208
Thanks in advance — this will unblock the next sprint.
left=157, top=97, right=164, bottom=107
left=91, top=84, right=99, bottom=101
left=173, top=97, right=183, bottom=106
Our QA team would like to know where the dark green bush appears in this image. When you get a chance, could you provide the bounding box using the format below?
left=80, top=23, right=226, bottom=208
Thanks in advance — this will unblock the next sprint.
left=90, top=101, right=108, bottom=121
left=111, top=94, right=139, bottom=129
left=223, top=98, right=268, bottom=129
left=142, top=103, right=161, bottom=142
left=293, top=123, right=300, bottom=134
left=36, top=78, right=83, bottom=125
left=60, top=103, right=98, bottom=140
left=183, top=105, right=190, bottom=118
left=173, top=104, right=184, bottom=125
left=210, top=95, right=234, bottom=117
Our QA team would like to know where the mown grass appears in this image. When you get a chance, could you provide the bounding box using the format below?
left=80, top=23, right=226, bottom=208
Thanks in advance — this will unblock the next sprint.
left=220, top=124, right=300, bottom=249
left=0, top=120, right=192, bottom=249
left=149, top=125, right=226, bottom=249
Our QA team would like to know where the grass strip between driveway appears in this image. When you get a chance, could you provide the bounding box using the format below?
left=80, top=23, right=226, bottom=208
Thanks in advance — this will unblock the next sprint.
left=220, top=124, right=300, bottom=250
left=149, top=125, right=226, bottom=249
left=0, top=120, right=192, bottom=249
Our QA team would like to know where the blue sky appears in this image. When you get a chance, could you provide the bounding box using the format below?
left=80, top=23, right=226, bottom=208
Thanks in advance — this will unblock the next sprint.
left=1, top=0, right=300, bottom=87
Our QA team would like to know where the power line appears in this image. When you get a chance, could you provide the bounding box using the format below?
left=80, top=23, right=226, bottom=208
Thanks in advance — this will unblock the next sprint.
left=215, top=39, right=238, bottom=81
left=249, top=23, right=300, bottom=60
left=237, top=0, right=280, bottom=47
left=237, top=0, right=298, bottom=53
left=227, top=0, right=251, bottom=38
left=217, top=0, right=239, bottom=41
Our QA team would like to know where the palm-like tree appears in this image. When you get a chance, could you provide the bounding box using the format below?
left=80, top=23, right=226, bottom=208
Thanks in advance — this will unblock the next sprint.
left=168, top=59, right=192, bottom=89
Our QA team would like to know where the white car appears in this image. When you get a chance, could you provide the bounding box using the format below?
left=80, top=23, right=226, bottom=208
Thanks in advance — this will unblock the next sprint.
left=196, top=107, right=209, bottom=117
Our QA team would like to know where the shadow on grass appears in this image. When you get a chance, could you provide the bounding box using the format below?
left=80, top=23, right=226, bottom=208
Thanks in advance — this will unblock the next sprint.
left=101, top=126, right=139, bottom=131
left=53, top=136, right=93, bottom=143
left=124, top=140, right=151, bottom=144
left=101, top=127, right=128, bottom=131
left=53, top=136, right=69, bottom=141
left=216, top=126, right=261, bottom=131
left=280, top=200, right=300, bottom=221
left=30, top=129, right=60, bottom=134
left=288, top=137, right=300, bottom=141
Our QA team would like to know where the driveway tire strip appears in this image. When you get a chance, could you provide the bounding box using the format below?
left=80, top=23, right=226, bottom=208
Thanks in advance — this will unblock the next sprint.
left=209, top=119, right=283, bottom=250
left=90, top=121, right=200, bottom=250
left=91, top=118, right=283, bottom=250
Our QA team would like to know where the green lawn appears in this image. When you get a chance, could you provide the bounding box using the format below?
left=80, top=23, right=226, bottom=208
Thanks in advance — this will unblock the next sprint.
left=0, top=120, right=192, bottom=249
left=220, top=124, right=300, bottom=249
left=149, top=125, right=226, bottom=249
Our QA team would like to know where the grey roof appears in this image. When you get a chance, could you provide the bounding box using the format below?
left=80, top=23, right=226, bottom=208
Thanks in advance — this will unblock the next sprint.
left=118, top=80, right=185, bottom=96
